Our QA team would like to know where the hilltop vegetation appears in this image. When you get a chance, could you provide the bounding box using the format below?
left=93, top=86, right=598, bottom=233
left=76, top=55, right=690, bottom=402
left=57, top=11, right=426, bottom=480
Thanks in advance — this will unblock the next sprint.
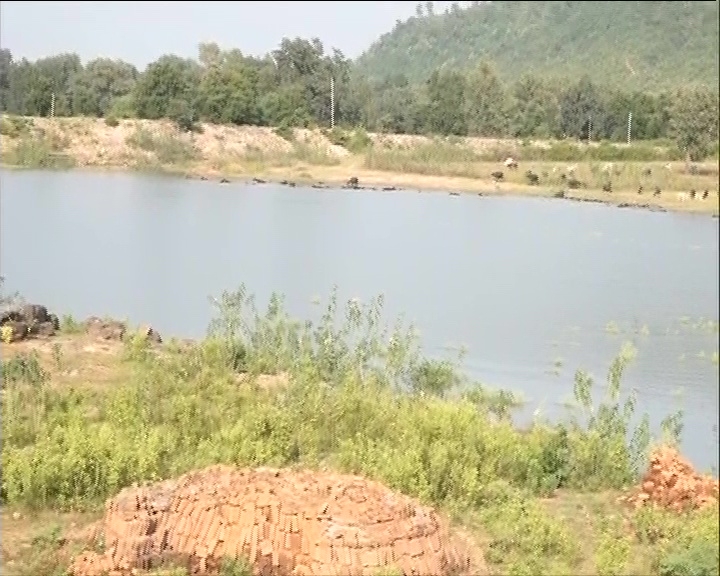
left=356, top=1, right=720, bottom=92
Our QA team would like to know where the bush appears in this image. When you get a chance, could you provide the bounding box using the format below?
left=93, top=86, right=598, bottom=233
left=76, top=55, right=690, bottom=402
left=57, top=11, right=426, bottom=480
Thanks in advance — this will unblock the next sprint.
left=104, top=115, right=119, bottom=128
left=273, top=123, right=295, bottom=142
left=659, top=541, right=719, bottom=576
left=0, top=115, right=33, bottom=138
left=3, top=134, right=75, bottom=169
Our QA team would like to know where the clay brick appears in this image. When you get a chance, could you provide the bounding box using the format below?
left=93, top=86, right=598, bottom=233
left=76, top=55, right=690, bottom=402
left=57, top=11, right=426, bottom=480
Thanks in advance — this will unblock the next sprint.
left=68, top=465, right=477, bottom=576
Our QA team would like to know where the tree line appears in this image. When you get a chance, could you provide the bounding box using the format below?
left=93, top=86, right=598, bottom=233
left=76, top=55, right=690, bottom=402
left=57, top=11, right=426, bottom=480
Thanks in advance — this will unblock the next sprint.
left=0, top=38, right=717, bottom=159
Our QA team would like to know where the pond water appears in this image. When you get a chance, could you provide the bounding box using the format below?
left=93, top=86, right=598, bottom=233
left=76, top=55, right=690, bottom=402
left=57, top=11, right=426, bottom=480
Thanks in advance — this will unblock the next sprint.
left=1, top=169, right=718, bottom=472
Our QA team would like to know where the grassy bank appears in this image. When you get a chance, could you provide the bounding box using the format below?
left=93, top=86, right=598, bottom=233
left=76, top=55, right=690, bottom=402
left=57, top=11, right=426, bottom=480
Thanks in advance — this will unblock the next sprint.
left=1, top=115, right=719, bottom=216
left=1, top=286, right=718, bottom=576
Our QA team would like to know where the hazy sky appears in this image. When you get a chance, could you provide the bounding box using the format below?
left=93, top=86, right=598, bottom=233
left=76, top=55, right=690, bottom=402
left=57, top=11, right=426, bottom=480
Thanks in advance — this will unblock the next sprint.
left=0, top=1, right=458, bottom=69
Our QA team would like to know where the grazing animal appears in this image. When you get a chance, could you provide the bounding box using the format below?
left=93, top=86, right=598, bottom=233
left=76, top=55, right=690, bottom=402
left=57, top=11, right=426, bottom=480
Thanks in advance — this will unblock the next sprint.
left=567, top=178, right=583, bottom=190
left=637, top=186, right=644, bottom=195
left=347, top=176, right=359, bottom=188
left=690, top=189, right=696, bottom=200
left=642, top=168, right=652, bottom=176
left=702, top=190, right=709, bottom=200
left=525, top=170, right=539, bottom=185
left=504, top=157, right=519, bottom=169
left=491, top=171, right=504, bottom=182
left=654, top=186, right=662, bottom=197
left=663, top=163, right=672, bottom=171
left=602, top=182, right=613, bottom=193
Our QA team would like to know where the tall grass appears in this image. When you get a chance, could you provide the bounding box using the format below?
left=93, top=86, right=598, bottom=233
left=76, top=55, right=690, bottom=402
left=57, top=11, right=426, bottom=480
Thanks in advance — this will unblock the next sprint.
left=238, top=142, right=341, bottom=167
left=365, top=138, right=684, bottom=174
left=1, top=285, right=716, bottom=575
left=126, top=126, right=200, bottom=165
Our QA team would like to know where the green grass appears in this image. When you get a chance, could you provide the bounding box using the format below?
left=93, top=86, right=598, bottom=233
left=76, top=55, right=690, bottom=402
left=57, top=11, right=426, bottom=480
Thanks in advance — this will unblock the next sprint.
left=1, top=285, right=717, bottom=576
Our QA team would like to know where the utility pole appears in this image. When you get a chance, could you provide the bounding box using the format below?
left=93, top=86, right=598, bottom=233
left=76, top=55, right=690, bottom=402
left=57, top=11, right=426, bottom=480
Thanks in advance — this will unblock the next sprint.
left=627, top=112, right=632, bottom=145
left=50, top=93, right=56, bottom=118
left=330, top=77, right=335, bottom=129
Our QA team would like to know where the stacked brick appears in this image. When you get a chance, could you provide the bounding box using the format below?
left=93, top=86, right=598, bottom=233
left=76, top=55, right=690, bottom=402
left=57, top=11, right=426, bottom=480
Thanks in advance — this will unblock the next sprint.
left=624, top=445, right=719, bottom=512
left=70, top=465, right=477, bottom=576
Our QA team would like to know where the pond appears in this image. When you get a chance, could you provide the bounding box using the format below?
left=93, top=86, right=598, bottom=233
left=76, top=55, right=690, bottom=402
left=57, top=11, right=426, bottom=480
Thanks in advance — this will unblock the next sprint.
left=2, top=169, right=718, bottom=472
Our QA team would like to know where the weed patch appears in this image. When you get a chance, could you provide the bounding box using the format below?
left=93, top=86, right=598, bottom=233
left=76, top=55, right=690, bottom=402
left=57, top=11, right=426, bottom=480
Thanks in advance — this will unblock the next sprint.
left=2, top=131, right=75, bottom=169
left=0, top=285, right=714, bottom=576
left=126, top=126, right=200, bottom=165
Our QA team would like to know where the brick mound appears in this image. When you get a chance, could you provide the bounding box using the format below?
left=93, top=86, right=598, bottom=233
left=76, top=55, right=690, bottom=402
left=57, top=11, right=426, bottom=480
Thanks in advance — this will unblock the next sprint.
left=70, top=465, right=478, bottom=576
left=624, top=446, right=719, bottom=512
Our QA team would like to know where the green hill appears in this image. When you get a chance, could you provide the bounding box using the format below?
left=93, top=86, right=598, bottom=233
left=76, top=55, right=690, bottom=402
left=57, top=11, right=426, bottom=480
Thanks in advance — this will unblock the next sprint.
left=355, top=1, right=720, bottom=92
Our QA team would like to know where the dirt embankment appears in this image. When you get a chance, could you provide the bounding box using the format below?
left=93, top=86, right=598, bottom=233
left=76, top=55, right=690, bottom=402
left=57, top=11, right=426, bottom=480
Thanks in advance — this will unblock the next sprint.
left=1, top=116, right=718, bottom=217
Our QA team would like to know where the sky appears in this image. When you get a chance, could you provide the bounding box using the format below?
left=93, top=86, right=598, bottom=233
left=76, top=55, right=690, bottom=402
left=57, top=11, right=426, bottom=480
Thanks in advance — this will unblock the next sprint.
left=0, top=1, right=458, bottom=69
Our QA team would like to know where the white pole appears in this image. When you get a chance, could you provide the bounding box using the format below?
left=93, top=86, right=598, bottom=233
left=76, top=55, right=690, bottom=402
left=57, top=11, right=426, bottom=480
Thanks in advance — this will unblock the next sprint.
left=627, top=112, right=632, bottom=145
left=330, top=77, right=335, bottom=129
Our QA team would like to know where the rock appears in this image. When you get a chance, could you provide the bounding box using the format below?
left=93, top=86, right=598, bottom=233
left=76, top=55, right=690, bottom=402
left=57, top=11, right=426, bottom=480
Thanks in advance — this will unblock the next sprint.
left=36, top=321, right=57, bottom=337
left=22, top=303, right=49, bottom=323
left=0, top=305, right=23, bottom=325
left=83, top=317, right=126, bottom=341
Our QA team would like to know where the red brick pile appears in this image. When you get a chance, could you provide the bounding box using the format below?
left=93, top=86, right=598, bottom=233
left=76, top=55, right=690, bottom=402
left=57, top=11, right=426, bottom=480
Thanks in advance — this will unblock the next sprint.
left=624, top=445, right=719, bottom=512
left=70, top=465, right=480, bottom=576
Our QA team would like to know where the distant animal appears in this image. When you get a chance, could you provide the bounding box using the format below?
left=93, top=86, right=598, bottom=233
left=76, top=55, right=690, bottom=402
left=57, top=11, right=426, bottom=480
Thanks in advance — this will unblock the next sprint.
left=491, top=171, right=504, bottom=182
left=663, top=163, right=672, bottom=171
left=525, top=170, right=539, bottom=186
left=702, top=190, right=709, bottom=200
left=219, top=178, right=230, bottom=184
left=347, top=176, right=359, bottom=188
left=642, top=168, right=652, bottom=176
left=690, top=189, right=696, bottom=200
left=566, top=164, right=578, bottom=174
left=637, top=186, right=644, bottom=195
left=654, top=186, right=662, bottom=197
left=504, top=157, right=519, bottom=170
left=602, top=182, right=613, bottom=193
left=567, top=178, right=584, bottom=190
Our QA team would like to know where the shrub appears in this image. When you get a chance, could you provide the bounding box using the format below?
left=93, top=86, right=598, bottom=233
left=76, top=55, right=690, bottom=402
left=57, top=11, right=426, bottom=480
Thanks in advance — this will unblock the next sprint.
left=126, top=126, right=200, bottom=165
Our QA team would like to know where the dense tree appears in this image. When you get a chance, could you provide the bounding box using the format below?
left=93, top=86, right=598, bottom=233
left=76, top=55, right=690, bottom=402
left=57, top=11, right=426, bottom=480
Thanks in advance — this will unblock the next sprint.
left=669, top=87, right=720, bottom=161
left=0, top=37, right=717, bottom=157
left=355, top=1, right=719, bottom=92
left=71, top=58, right=138, bottom=116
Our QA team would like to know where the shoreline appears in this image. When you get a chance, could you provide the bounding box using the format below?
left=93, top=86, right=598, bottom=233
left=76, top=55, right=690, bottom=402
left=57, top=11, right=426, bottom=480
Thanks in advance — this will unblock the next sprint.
left=4, top=160, right=719, bottom=218
left=1, top=115, right=718, bottom=217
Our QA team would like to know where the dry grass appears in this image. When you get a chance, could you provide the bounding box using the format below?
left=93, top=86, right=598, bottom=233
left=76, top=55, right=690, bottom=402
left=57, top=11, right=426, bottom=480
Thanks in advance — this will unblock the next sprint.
left=0, top=507, right=102, bottom=576
left=1, top=115, right=718, bottom=215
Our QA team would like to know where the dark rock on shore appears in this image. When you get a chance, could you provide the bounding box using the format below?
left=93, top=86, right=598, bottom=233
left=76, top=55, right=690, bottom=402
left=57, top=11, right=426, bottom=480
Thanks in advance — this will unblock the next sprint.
left=0, top=303, right=161, bottom=345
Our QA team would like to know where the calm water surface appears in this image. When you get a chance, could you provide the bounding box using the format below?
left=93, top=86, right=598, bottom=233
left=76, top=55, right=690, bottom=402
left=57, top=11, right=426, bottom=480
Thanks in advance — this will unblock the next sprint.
left=1, top=170, right=718, bottom=471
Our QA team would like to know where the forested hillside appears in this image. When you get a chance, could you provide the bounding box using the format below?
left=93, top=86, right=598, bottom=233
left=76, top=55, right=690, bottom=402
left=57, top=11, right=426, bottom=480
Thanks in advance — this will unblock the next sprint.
left=356, top=1, right=720, bottom=92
